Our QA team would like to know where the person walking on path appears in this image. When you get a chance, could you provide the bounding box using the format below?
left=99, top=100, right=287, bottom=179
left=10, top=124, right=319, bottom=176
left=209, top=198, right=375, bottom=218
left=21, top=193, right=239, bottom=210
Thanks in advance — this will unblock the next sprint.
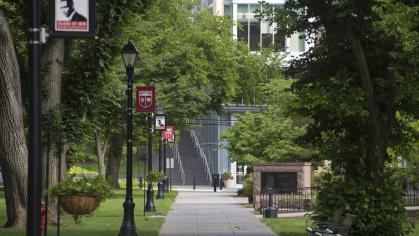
left=160, top=190, right=276, bottom=236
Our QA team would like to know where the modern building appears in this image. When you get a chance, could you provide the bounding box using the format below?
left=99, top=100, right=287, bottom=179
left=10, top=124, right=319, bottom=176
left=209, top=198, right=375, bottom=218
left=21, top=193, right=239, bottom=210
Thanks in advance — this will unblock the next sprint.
left=174, top=0, right=310, bottom=188
left=199, top=0, right=308, bottom=58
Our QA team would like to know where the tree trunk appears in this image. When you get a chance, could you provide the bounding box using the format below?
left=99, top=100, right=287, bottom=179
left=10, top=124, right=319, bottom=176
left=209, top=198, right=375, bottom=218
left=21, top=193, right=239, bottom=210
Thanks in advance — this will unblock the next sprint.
left=106, top=135, right=123, bottom=188
left=41, top=38, right=65, bottom=224
left=0, top=10, right=28, bottom=227
left=94, top=129, right=108, bottom=177
left=347, top=27, right=395, bottom=178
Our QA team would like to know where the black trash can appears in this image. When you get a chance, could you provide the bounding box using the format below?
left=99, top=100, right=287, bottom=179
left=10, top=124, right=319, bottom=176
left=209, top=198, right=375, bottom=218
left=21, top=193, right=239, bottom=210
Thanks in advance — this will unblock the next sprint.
left=212, top=174, right=219, bottom=192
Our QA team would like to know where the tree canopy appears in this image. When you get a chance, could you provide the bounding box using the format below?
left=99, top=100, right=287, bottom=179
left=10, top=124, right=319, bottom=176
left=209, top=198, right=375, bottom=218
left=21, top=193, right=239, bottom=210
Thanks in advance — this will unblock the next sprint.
left=259, top=0, right=418, bottom=235
left=221, top=75, right=313, bottom=165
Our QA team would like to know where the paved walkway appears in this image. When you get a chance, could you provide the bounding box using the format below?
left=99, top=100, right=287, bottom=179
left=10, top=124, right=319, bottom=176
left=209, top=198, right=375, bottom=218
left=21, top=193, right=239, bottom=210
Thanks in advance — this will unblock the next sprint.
left=160, top=190, right=277, bottom=236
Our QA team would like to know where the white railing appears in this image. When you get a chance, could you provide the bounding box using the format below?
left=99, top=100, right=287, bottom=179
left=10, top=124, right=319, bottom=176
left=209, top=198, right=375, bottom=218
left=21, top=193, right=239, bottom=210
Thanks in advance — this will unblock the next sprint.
left=172, top=146, right=185, bottom=185
left=190, top=130, right=212, bottom=184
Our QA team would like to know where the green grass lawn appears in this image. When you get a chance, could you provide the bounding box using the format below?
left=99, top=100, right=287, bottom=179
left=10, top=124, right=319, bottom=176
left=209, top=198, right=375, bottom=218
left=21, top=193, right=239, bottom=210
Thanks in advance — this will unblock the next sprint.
left=262, top=217, right=419, bottom=236
left=0, top=189, right=177, bottom=236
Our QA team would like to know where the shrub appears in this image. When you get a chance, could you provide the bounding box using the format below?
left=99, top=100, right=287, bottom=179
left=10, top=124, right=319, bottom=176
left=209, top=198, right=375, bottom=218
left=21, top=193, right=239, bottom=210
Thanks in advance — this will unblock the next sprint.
left=145, top=171, right=165, bottom=182
left=315, top=172, right=413, bottom=236
left=242, top=175, right=253, bottom=197
left=222, top=171, right=234, bottom=181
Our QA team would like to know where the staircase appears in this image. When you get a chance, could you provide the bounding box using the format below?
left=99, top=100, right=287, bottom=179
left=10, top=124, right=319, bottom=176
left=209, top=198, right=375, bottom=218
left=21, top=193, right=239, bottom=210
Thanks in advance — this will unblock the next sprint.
left=169, top=132, right=211, bottom=186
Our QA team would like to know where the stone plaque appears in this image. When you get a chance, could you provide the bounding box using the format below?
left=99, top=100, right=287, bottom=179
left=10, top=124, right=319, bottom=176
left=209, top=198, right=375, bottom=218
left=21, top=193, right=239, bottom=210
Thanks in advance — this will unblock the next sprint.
left=261, top=172, right=297, bottom=193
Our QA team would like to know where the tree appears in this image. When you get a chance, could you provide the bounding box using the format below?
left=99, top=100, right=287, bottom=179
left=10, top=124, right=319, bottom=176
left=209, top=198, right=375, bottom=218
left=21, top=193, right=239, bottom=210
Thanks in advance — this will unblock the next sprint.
left=0, top=10, right=27, bottom=227
left=260, top=0, right=418, bottom=235
left=222, top=76, right=312, bottom=165
left=132, top=1, right=259, bottom=123
left=61, top=0, right=149, bottom=180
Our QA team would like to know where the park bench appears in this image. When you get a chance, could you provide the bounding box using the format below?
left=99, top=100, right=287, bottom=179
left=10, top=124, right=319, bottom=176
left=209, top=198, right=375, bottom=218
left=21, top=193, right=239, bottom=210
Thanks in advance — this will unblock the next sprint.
left=306, top=211, right=356, bottom=236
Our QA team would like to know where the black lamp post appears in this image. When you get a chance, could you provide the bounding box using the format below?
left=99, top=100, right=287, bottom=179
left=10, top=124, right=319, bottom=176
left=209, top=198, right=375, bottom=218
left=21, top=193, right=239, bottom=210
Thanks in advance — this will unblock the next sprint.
left=119, top=40, right=139, bottom=236
left=156, top=107, right=165, bottom=199
left=163, top=140, right=169, bottom=192
left=145, top=112, right=156, bottom=211
left=27, top=0, right=42, bottom=235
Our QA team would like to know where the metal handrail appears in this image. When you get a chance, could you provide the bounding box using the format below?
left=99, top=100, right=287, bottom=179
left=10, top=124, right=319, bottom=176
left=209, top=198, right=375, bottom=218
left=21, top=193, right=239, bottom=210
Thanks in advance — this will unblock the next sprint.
left=172, top=146, right=185, bottom=185
left=190, top=130, right=212, bottom=184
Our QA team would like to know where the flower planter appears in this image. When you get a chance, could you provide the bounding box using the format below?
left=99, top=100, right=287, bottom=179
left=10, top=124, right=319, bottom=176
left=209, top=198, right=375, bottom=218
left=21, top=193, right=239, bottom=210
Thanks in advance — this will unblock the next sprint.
left=59, top=195, right=100, bottom=215
left=223, top=179, right=235, bottom=188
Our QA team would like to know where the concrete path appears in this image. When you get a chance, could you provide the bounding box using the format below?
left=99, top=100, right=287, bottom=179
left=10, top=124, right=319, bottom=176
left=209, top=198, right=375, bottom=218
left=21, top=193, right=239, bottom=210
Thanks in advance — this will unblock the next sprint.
left=160, top=190, right=277, bottom=236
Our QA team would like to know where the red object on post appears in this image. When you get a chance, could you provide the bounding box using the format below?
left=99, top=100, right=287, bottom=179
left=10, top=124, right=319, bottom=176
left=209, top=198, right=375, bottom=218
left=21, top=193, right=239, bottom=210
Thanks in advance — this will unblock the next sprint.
left=136, top=86, right=155, bottom=113
left=40, top=201, right=47, bottom=233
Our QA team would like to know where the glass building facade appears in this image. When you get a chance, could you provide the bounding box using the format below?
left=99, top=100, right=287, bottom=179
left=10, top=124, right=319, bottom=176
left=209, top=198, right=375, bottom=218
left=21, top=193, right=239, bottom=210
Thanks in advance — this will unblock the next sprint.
left=205, top=0, right=306, bottom=53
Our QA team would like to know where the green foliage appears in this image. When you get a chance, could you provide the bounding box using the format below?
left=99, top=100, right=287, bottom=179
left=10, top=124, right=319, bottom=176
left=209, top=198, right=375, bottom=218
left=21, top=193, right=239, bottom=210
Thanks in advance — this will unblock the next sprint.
left=67, top=145, right=97, bottom=165
left=48, top=175, right=112, bottom=202
left=242, top=175, right=253, bottom=197
left=257, top=1, right=418, bottom=235
left=130, top=1, right=269, bottom=129
left=145, top=171, right=165, bottom=183
left=221, top=77, right=313, bottom=165
left=315, top=171, right=414, bottom=236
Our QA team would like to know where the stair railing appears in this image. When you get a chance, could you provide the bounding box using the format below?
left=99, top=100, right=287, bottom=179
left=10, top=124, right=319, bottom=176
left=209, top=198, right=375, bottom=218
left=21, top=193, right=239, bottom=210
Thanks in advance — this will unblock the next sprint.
left=190, top=130, right=212, bottom=184
left=172, top=146, right=185, bottom=185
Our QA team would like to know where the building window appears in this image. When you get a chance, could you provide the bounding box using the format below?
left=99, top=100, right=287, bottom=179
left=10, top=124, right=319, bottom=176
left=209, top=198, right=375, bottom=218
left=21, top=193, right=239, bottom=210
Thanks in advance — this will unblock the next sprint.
left=224, top=4, right=232, bottom=18
left=235, top=3, right=281, bottom=51
left=290, top=32, right=305, bottom=52
left=274, top=33, right=286, bottom=50
left=237, top=20, right=248, bottom=44
left=237, top=4, right=248, bottom=20
left=261, top=20, right=273, bottom=48
left=249, top=21, right=260, bottom=51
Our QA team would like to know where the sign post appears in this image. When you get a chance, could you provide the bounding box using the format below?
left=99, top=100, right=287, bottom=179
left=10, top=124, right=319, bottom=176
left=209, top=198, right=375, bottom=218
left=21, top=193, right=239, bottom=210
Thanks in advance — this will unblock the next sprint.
left=50, top=0, right=96, bottom=38
left=136, top=86, right=156, bottom=211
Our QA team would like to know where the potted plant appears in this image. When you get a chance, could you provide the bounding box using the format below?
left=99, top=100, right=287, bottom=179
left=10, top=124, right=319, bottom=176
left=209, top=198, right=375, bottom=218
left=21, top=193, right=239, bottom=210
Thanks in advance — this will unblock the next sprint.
left=222, top=171, right=234, bottom=188
left=242, top=175, right=253, bottom=203
left=145, top=171, right=165, bottom=183
left=48, top=174, right=112, bottom=216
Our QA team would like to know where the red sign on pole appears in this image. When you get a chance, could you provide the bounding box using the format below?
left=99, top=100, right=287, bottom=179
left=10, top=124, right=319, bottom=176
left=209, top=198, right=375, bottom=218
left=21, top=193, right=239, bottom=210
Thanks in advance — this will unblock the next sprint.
left=136, top=86, right=155, bottom=113
left=163, top=126, right=175, bottom=143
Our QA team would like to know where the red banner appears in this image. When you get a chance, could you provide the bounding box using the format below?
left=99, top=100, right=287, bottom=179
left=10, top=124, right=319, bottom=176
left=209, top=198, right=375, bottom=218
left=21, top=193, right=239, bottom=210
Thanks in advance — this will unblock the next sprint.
left=136, top=86, right=155, bottom=113
left=163, top=126, right=175, bottom=142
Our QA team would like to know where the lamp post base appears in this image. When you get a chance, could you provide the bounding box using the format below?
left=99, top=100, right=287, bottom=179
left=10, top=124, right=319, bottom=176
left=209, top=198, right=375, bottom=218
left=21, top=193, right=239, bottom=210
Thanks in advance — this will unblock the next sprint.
left=145, top=184, right=156, bottom=212
left=118, top=199, right=138, bottom=236
left=157, top=182, right=165, bottom=199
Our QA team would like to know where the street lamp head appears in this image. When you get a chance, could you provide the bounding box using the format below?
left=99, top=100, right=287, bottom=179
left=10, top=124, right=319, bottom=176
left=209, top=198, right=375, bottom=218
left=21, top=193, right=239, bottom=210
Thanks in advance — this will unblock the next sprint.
left=156, top=106, right=165, bottom=115
left=121, top=40, right=139, bottom=68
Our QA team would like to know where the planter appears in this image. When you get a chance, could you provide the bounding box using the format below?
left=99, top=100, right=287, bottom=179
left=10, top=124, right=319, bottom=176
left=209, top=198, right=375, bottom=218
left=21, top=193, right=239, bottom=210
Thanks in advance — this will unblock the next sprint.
left=59, top=195, right=100, bottom=215
left=223, top=179, right=235, bottom=188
